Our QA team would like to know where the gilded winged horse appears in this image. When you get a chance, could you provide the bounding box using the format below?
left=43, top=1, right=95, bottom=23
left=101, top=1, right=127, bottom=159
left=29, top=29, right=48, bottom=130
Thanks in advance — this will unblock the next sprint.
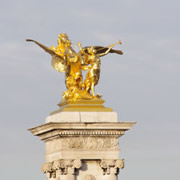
left=26, top=33, right=123, bottom=101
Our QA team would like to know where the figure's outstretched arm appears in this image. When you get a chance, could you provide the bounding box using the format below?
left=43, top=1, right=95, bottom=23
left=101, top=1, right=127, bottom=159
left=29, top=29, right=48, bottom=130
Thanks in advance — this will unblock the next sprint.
left=80, top=64, right=90, bottom=71
left=99, top=41, right=122, bottom=57
left=78, top=42, right=83, bottom=51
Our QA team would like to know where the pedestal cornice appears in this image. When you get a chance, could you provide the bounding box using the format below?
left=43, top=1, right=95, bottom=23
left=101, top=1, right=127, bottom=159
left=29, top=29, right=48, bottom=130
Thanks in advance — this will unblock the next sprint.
left=29, top=122, right=135, bottom=141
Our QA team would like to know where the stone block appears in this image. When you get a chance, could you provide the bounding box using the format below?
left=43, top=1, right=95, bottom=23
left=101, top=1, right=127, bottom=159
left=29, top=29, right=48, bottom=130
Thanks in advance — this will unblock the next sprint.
left=46, top=111, right=118, bottom=123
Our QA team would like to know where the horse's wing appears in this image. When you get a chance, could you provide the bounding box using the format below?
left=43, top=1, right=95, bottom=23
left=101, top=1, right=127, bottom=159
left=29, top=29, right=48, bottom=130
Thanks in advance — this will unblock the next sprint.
left=26, top=39, right=66, bottom=72
left=26, top=39, right=56, bottom=55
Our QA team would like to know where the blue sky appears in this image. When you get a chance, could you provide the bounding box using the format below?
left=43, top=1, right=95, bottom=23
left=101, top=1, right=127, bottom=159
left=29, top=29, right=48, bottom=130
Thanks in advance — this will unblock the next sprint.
left=0, top=0, right=180, bottom=179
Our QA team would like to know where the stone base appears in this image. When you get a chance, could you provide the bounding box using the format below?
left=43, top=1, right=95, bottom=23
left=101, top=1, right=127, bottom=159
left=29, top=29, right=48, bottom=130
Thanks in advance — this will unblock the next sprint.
left=29, top=111, right=135, bottom=180
left=46, top=111, right=118, bottom=123
left=51, top=99, right=113, bottom=114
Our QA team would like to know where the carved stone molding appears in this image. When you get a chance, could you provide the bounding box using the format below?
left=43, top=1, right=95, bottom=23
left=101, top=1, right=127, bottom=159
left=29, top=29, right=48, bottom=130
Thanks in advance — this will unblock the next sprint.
left=42, top=159, right=82, bottom=178
left=41, top=162, right=54, bottom=178
left=100, top=159, right=124, bottom=175
left=42, top=130, right=124, bottom=142
left=29, top=122, right=135, bottom=141
left=52, top=130, right=124, bottom=136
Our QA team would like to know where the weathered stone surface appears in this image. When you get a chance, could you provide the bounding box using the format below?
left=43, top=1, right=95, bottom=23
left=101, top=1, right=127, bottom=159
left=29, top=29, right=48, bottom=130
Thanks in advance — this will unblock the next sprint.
left=29, top=112, right=135, bottom=180
left=46, top=112, right=118, bottom=123
left=41, top=159, right=124, bottom=180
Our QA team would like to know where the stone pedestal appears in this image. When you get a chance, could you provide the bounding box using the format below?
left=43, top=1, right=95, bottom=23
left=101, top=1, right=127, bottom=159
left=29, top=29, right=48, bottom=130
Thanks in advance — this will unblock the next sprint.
left=29, top=100, right=135, bottom=180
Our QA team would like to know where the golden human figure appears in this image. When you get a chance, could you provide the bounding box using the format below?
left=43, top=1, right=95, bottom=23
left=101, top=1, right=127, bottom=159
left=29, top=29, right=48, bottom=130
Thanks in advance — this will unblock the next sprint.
left=26, top=34, right=123, bottom=101
left=78, top=41, right=122, bottom=97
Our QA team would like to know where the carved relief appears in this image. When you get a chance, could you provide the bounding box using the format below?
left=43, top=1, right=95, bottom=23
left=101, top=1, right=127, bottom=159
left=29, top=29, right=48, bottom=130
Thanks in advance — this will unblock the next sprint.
left=41, top=162, right=54, bottom=178
left=61, top=137, right=119, bottom=150
left=42, top=159, right=82, bottom=178
left=115, top=159, right=124, bottom=169
left=100, top=159, right=124, bottom=175
left=73, top=159, right=82, bottom=169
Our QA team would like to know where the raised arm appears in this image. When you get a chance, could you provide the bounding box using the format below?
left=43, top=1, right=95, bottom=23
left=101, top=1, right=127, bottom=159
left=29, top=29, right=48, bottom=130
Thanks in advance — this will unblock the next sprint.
left=78, top=42, right=90, bottom=56
left=99, top=41, right=122, bottom=57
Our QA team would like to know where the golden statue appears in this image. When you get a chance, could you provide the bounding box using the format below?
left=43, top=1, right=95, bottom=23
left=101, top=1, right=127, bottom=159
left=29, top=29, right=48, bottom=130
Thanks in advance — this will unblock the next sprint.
left=26, top=34, right=123, bottom=103
left=78, top=41, right=122, bottom=97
